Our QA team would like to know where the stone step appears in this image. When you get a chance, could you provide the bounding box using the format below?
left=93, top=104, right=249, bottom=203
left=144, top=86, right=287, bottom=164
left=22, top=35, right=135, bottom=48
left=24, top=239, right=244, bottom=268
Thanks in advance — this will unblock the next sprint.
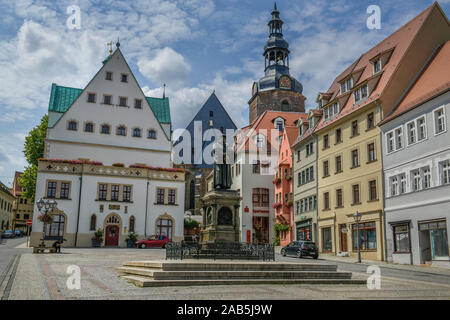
left=117, top=267, right=352, bottom=280
left=122, top=275, right=367, bottom=288
left=122, top=261, right=338, bottom=272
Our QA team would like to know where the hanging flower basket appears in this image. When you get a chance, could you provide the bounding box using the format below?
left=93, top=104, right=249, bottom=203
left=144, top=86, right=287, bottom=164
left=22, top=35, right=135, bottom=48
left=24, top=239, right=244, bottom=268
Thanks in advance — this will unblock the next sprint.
left=272, top=177, right=281, bottom=184
left=272, top=202, right=282, bottom=209
left=112, top=163, right=125, bottom=167
left=286, top=200, right=293, bottom=207
left=37, top=213, right=53, bottom=224
left=285, top=175, right=292, bottom=181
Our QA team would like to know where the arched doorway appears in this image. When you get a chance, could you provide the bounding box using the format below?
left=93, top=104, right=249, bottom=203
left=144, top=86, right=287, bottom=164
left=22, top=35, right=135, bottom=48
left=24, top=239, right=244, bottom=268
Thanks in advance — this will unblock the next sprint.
left=104, top=214, right=121, bottom=247
left=155, top=214, right=174, bottom=240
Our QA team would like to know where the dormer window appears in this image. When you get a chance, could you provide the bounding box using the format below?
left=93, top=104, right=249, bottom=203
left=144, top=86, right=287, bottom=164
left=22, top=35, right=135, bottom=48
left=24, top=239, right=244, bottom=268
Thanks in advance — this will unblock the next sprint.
left=299, top=125, right=303, bottom=137
left=275, top=119, right=284, bottom=132
left=324, top=103, right=339, bottom=121
left=354, top=84, right=368, bottom=104
left=309, top=116, right=314, bottom=128
left=374, top=59, right=381, bottom=74
left=341, top=78, right=353, bottom=94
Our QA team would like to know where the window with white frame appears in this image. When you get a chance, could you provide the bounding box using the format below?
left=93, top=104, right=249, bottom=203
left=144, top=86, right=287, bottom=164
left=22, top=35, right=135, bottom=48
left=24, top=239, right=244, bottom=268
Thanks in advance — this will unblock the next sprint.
left=395, top=127, right=403, bottom=149
left=374, top=59, right=381, bottom=74
left=423, top=167, right=431, bottom=189
left=387, top=132, right=394, bottom=153
left=390, top=176, right=398, bottom=196
left=412, top=170, right=421, bottom=192
left=255, top=135, right=265, bottom=148
left=354, top=85, right=368, bottom=104
left=441, top=160, right=450, bottom=185
left=341, top=78, right=352, bottom=94
left=400, top=174, right=407, bottom=194
left=434, top=107, right=446, bottom=134
left=417, top=116, right=427, bottom=141
left=407, top=121, right=416, bottom=145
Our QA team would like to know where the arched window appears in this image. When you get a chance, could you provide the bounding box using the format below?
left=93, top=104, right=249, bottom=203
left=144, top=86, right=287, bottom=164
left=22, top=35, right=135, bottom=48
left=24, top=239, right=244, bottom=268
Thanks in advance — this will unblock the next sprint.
left=129, top=216, right=135, bottom=232
left=68, top=121, right=78, bottom=131
left=132, top=128, right=141, bottom=137
left=281, top=100, right=290, bottom=112
left=90, top=214, right=96, bottom=231
left=101, top=124, right=110, bottom=134
left=106, top=215, right=120, bottom=224
left=148, top=129, right=157, bottom=139
left=85, top=122, right=94, bottom=133
left=117, top=126, right=126, bottom=136
left=156, top=218, right=173, bottom=240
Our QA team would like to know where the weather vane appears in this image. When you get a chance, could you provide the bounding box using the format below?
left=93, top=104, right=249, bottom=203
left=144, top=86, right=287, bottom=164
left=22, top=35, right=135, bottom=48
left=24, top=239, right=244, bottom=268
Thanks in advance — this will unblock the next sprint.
left=107, top=41, right=113, bottom=54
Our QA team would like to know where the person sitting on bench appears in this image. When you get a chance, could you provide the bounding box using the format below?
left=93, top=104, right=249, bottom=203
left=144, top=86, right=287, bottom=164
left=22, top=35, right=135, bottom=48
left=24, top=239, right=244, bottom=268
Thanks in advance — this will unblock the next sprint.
left=52, top=240, right=62, bottom=253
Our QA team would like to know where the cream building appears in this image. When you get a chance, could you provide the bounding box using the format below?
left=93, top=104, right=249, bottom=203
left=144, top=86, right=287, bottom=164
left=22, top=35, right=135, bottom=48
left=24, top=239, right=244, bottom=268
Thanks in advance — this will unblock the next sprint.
left=291, top=109, right=322, bottom=244
left=0, top=181, right=15, bottom=232
left=315, top=3, right=449, bottom=261
left=10, top=172, right=34, bottom=233
left=30, top=43, right=185, bottom=247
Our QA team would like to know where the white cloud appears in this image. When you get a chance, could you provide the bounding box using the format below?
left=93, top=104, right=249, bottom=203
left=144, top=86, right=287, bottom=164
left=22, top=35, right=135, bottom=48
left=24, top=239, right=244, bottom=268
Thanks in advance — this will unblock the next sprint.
left=138, top=47, right=192, bottom=88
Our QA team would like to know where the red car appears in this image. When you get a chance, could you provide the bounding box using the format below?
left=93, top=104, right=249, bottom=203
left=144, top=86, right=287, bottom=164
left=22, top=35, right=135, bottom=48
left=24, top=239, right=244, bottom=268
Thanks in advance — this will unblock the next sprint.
left=136, top=235, right=171, bottom=248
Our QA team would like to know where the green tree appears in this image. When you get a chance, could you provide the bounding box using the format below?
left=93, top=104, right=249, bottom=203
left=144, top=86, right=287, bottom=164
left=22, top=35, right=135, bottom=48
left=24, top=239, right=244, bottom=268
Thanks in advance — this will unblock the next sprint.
left=18, top=115, right=48, bottom=202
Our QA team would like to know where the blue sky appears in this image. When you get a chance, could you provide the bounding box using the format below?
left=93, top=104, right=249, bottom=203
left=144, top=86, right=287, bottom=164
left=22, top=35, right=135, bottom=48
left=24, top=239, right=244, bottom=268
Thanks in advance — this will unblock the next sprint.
left=0, top=0, right=449, bottom=187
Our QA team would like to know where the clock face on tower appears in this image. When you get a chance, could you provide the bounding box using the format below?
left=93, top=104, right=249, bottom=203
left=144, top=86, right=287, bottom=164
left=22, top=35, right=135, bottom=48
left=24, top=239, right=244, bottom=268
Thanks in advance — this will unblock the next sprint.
left=279, top=76, right=291, bottom=89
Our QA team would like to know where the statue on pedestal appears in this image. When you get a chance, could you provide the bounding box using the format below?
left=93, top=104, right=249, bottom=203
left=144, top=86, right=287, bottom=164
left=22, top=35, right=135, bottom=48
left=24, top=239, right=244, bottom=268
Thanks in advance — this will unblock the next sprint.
left=213, top=135, right=232, bottom=190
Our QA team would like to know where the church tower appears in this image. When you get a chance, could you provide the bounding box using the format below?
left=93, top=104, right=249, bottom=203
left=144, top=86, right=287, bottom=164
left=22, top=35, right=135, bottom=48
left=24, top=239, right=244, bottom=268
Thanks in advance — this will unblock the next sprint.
left=248, top=2, right=306, bottom=123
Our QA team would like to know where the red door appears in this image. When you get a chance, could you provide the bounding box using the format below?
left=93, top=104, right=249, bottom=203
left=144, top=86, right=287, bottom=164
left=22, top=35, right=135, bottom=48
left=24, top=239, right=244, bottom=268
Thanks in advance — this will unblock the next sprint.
left=105, top=225, right=119, bottom=246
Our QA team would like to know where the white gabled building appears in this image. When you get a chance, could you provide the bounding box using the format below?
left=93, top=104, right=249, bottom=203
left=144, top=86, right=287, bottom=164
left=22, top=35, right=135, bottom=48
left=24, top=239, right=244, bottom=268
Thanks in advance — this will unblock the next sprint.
left=30, top=44, right=185, bottom=248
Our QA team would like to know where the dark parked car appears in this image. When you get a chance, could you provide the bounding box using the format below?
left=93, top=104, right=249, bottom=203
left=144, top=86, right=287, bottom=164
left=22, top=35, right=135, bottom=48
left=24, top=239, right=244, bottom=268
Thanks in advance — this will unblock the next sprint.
left=14, top=230, right=23, bottom=237
left=280, top=241, right=318, bottom=259
left=136, top=235, right=171, bottom=248
left=1, top=230, right=15, bottom=239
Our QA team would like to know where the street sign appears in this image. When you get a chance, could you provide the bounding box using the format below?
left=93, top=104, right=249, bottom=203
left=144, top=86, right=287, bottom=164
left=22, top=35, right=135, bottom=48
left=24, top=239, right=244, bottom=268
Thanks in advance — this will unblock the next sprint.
left=26, top=220, right=33, bottom=226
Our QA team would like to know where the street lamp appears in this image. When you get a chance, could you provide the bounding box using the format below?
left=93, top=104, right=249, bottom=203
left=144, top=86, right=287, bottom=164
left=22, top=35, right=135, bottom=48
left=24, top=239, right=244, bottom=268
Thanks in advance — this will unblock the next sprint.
left=36, top=198, right=58, bottom=248
left=353, top=211, right=362, bottom=263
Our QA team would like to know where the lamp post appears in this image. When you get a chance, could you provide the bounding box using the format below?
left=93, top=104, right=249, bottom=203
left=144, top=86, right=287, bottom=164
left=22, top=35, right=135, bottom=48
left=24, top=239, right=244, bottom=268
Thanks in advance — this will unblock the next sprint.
left=353, top=211, right=361, bottom=263
left=36, top=198, right=57, bottom=247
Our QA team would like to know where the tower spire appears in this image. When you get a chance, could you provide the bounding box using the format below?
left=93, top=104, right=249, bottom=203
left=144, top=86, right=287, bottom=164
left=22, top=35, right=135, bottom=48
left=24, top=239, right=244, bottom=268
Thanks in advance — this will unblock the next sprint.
left=163, top=83, right=166, bottom=99
left=274, top=1, right=277, bottom=11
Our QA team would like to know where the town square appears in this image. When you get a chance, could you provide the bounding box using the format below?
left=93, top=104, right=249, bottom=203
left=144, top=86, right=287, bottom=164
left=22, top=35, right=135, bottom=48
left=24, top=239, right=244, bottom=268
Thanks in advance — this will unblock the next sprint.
left=0, top=0, right=449, bottom=309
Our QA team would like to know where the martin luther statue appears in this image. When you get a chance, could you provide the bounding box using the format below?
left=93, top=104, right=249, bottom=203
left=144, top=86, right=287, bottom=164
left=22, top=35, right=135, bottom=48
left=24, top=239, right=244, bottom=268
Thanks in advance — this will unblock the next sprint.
left=213, top=135, right=232, bottom=190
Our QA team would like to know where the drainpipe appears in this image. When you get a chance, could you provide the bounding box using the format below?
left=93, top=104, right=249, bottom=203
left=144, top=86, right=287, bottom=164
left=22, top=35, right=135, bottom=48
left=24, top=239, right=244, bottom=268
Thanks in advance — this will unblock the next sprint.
left=378, top=101, right=388, bottom=263
left=144, top=181, right=149, bottom=237
left=74, top=175, right=83, bottom=247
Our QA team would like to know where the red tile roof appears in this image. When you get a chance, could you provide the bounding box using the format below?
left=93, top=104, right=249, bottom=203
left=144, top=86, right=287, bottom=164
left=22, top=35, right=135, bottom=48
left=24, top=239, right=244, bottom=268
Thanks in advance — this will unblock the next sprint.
left=315, top=3, right=435, bottom=132
left=237, top=111, right=307, bottom=153
left=381, top=40, right=450, bottom=124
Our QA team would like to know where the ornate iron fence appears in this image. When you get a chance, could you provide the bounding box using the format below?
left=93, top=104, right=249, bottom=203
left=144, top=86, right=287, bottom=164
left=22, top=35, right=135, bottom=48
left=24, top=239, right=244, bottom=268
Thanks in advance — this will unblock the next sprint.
left=165, top=241, right=275, bottom=261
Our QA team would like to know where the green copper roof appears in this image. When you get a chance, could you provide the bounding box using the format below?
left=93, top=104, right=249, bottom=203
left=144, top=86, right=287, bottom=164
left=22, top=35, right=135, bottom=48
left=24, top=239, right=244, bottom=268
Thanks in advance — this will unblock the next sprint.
left=47, top=84, right=171, bottom=124
left=145, top=97, right=171, bottom=124
left=48, top=83, right=83, bottom=113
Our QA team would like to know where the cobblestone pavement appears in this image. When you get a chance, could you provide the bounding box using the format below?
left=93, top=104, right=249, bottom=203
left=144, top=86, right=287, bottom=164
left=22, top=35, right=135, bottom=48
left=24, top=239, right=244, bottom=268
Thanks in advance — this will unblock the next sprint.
left=6, top=247, right=450, bottom=300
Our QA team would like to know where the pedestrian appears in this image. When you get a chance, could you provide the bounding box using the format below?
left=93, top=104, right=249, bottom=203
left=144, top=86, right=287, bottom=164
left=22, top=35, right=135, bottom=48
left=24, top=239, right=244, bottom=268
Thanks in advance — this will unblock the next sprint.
left=52, top=240, right=62, bottom=253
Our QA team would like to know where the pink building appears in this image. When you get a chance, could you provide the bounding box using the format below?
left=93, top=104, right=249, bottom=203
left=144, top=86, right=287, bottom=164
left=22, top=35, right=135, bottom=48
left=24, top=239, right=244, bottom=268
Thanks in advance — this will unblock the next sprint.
left=274, top=118, right=306, bottom=246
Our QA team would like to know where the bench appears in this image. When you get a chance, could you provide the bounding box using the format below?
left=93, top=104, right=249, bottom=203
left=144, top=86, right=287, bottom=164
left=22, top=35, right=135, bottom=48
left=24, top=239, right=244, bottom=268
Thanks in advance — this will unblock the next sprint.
left=33, top=246, right=57, bottom=254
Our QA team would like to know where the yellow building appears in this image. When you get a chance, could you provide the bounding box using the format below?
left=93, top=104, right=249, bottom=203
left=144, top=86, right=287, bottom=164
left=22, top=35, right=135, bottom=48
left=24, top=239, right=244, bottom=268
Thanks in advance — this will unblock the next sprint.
left=11, top=172, right=34, bottom=233
left=0, top=181, right=15, bottom=232
left=315, top=3, right=450, bottom=261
